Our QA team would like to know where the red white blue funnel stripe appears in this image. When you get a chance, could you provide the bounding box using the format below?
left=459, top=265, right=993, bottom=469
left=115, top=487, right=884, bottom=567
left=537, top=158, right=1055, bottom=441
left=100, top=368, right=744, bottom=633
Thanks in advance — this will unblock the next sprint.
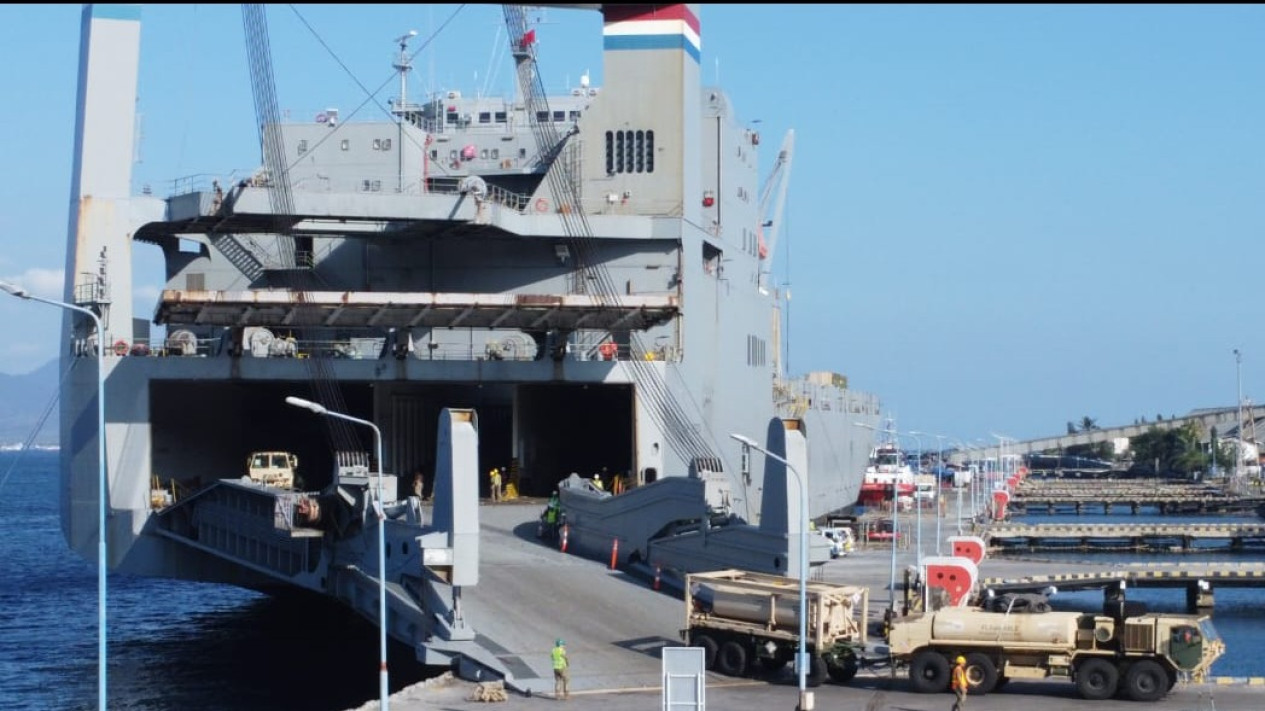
left=603, top=5, right=700, bottom=63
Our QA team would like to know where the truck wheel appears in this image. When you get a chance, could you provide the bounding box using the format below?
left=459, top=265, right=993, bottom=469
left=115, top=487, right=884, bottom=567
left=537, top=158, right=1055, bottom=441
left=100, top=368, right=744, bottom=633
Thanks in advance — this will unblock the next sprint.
left=691, top=633, right=718, bottom=670
left=1076, top=657, right=1119, bottom=700
left=758, top=651, right=790, bottom=674
left=1124, top=659, right=1168, bottom=702
left=715, top=640, right=749, bottom=677
left=908, top=650, right=950, bottom=693
left=964, top=652, right=998, bottom=695
left=806, top=655, right=828, bottom=687
left=827, top=653, right=860, bottom=683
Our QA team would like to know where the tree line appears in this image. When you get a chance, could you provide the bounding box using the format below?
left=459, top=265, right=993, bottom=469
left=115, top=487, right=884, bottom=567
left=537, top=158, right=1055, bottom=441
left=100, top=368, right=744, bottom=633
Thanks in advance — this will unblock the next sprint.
left=1054, top=416, right=1236, bottom=478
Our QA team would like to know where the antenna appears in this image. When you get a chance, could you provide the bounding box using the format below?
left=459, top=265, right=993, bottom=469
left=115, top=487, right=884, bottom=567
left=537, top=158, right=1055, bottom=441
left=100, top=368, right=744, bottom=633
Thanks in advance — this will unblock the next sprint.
left=393, top=30, right=418, bottom=114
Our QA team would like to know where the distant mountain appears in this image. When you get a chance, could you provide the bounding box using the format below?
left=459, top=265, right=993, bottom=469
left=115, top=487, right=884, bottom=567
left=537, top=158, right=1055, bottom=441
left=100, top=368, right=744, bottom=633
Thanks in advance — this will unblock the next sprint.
left=0, top=359, right=59, bottom=446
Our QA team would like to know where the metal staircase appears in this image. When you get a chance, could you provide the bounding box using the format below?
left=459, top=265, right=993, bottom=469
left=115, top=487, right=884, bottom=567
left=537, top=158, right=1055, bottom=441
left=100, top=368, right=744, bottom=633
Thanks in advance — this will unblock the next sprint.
left=209, top=233, right=269, bottom=284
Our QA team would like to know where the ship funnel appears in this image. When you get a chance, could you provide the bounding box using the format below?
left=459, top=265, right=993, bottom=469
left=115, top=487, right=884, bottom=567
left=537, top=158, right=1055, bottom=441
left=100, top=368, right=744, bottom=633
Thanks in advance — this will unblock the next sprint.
left=581, top=4, right=701, bottom=220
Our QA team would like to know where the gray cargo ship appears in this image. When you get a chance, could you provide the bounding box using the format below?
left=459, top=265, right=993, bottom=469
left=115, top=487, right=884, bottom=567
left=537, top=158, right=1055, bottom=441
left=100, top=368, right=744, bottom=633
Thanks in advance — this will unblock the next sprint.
left=53, top=3, right=880, bottom=690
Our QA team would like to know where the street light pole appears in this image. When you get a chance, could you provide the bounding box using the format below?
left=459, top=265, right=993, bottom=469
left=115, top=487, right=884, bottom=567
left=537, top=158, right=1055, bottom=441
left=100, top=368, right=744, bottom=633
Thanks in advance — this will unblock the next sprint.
left=2, top=280, right=108, bottom=711
left=1235, top=349, right=1243, bottom=482
left=906, top=431, right=925, bottom=566
left=286, top=396, right=389, bottom=710
left=917, top=432, right=947, bottom=555
left=854, top=421, right=898, bottom=619
left=730, top=433, right=809, bottom=711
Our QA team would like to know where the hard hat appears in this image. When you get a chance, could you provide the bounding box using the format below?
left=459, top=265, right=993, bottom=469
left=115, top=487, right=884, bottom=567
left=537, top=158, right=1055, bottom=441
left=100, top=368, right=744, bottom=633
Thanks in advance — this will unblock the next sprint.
left=956, top=656, right=966, bottom=664
left=595, top=473, right=602, bottom=479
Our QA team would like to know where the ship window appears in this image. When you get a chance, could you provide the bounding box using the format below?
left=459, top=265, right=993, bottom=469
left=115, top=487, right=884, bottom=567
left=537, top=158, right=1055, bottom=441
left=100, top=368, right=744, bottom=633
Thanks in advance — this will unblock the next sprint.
left=519, top=148, right=527, bottom=158
left=447, top=111, right=459, bottom=123
left=480, top=148, right=489, bottom=159
left=297, top=139, right=308, bottom=155
left=536, top=110, right=550, bottom=122
left=430, top=149, right=438, bottom=159
left=479, top=112, right=491, bottom=124
left=635, top=130, right=645, bottom=173
left=372, top=180, right=381, bottom=192
left=382, top=138, right=392, bottom=150
left=449, top=149, right=458, bottom=160
left=553, top=110, right=565, bottom=122
left=372, top=139, right=382, bottom=150
left=495, top=111, right=507, bottom=123
left=646, top=130, right=655, bottom=172
left=615, top=131, right=625, bottom=173
left=569, top=110, right=581, bottom=121
left=340, top=139, right=349, bottom=151
left=491, top=148, right=499, bottom=159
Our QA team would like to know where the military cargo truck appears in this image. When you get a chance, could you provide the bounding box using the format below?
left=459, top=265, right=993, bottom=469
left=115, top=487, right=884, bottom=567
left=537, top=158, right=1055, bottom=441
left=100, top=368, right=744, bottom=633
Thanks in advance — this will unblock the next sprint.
left=246, top=451, right=298, bottom=489
left=887, top=598, right=1224, bottom=701
left=681, top=569, right=868, bottom=685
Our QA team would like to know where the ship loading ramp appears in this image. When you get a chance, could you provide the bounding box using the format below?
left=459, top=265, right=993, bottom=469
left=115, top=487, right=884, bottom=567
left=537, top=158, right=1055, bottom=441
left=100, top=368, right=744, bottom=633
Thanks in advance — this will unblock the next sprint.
left=145, top=409, right=505, bottom=680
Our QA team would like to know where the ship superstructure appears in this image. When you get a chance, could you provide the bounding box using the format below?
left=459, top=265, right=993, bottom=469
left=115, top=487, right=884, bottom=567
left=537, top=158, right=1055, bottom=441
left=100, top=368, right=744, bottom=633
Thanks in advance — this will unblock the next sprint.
left=57, top=3, right=880, bottom=690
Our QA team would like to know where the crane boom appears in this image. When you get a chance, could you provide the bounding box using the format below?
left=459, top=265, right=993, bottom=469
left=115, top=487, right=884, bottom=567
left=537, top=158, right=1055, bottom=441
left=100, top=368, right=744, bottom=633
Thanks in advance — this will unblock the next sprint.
left=758, top=129, right=795, bottom=287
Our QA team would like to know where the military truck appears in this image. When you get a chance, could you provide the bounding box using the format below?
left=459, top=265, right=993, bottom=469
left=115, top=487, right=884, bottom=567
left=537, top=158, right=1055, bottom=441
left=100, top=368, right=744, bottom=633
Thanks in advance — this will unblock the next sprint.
left=887, top=595, right=1225, bottom=701
left=681, top=569, right=868, bottom=685
left=246, top=451, right=299, bottom=489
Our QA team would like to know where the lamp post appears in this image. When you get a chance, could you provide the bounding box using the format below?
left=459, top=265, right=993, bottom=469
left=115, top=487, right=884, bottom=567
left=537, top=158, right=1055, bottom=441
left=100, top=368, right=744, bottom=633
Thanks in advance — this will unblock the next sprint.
left=905, top=431, right=925, bottom=566
left=1235, top=349, right=1243, bottom=482
left=730, top=433, right=808, bottom=711
left=854, top=421, right=899, bottom=619
left=2, top=280, right=108, bottom=711
left=286, top=396, right=389, bottom=710
left=915, top=431, right=947, bottom=555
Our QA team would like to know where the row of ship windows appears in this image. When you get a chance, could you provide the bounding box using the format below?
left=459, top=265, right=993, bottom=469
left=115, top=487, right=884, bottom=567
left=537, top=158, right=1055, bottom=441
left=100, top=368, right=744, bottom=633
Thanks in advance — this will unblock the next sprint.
left=297, top=138, right=395, bottom=155
left=445, top=110, right=583, bottom=125
left=605, top=130, right=655, bottom=175
left=429, top=148, right=531, bottom=162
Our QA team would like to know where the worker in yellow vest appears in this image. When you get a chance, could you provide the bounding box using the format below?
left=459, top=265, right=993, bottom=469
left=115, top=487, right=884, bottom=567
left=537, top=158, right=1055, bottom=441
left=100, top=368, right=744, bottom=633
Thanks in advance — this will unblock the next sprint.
left=489, top=467, right=503, bottom=502
left=551, top=638, right=570, bottom=700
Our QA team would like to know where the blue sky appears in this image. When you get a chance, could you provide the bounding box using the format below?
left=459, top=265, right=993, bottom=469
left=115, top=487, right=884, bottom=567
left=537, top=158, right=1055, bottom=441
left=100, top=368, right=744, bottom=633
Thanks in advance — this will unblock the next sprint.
left=0, top=4, right=1261, bottom=446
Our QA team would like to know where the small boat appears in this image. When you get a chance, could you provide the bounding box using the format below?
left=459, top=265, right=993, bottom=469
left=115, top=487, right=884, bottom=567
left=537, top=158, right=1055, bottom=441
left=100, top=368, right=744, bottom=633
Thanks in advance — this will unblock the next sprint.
left=858, top=436, right=916, bottom=509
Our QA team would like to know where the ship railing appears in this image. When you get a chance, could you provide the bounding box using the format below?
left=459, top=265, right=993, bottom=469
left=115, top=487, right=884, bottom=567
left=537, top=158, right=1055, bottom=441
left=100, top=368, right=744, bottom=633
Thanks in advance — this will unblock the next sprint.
left=103, top=333, right=682, bottom=364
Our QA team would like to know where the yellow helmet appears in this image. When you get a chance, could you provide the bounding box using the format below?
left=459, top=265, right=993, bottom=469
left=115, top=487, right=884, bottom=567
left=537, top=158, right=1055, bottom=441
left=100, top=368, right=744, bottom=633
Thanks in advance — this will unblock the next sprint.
left=956, top=656, right=966, bottom=664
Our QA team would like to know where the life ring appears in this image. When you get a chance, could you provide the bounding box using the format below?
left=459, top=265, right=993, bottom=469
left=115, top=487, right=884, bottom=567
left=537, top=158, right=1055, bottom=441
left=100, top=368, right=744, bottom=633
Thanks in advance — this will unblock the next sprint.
left=113, top=339, right=128, bottom=356
left=534, top=198, right=549, bottom=213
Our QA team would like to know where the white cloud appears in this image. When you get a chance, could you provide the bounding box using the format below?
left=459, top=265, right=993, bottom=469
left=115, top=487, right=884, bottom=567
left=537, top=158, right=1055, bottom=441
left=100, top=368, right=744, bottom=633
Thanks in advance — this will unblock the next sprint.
left=133, top=283, right=161, bottom=302
left=1, top=267, right=64, bottom=299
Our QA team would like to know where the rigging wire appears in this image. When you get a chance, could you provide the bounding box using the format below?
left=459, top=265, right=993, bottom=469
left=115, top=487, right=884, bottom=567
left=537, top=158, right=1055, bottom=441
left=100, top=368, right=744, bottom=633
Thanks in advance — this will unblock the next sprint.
left=0, top=360, right=75, bottom=497
left=503, top=6, right=724, bottom=479
left=282, top=4, right=468, bottom=176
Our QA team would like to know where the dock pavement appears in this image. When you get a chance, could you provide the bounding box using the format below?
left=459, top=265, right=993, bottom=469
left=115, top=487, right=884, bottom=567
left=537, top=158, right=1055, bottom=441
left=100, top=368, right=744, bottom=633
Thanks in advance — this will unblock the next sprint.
left=348, top=500, right=1265, bottom=711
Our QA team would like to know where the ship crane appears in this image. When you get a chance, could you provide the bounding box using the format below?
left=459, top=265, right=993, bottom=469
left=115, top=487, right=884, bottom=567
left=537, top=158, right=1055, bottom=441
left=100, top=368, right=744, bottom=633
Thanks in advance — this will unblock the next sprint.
left=757, top=129, right=795, bottom=291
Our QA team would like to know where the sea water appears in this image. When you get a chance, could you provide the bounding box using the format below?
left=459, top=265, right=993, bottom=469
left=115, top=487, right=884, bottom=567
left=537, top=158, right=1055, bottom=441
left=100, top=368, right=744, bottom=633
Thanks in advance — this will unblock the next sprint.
left=0, top=450, right=429, bottom=710
left=996, top=509, right=1265, bottom=678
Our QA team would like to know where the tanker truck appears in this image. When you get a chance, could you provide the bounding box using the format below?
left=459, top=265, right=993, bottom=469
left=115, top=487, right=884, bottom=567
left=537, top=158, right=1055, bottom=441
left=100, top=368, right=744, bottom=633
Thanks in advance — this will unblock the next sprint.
left=887, top=595, right=1224, bottom=701
left=681, top=569, right=869, bottom=685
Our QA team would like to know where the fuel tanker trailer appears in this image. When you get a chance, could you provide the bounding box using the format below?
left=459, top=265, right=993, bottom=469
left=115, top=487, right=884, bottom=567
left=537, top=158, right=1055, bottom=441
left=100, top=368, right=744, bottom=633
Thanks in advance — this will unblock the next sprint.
left=887, top=597, right=1224, bottom=701
left=681, top=569, right=869, bottom=685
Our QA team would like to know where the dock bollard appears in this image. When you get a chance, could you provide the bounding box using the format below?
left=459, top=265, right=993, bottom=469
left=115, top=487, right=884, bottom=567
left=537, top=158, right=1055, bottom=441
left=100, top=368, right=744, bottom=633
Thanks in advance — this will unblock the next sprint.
left=609, top=538, right=619, bottom=569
